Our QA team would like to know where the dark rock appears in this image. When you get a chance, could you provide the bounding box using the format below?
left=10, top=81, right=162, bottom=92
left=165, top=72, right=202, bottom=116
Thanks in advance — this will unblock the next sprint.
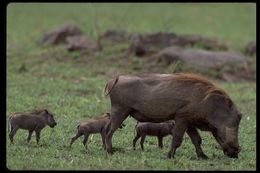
left=128, top=32, right=177, bottom=57
left=173, top=34, right=228, bottom=50
left=39, top=23, right=82, bottom=46
left=99, top=30, right=129, bottom=43
left=245, top=40, right=256, bottom=55
left=156, top=47, right=246, bottom=68
left=128, top=32, right=228, bottom=57
left=66, top=35, right=99, bottom=51
left=135, top=32, right=178, bottom=48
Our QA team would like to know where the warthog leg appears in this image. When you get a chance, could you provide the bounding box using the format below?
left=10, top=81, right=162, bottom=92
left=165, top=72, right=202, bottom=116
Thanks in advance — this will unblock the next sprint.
left=105, top=107, right=130, bottom=154
left=101, top=130, right=106, bottom=150
left=140, top=135, right=146, bottom=151
left=167, top=119, right=188, bottom=159
left=9, top=125, right=19, bottom=144
left=35, top=130, right=41, bottom=145
left=83, top=133, right=89, bottom=149
left=27, top=130, right=33, bottom=143
left=70, top=132, right=83, bottom=147
left=158, top=136, right=163, bottom=148
left=133, top=133, right=141, bottom=150
left=186, top=127, right=208, bottom=159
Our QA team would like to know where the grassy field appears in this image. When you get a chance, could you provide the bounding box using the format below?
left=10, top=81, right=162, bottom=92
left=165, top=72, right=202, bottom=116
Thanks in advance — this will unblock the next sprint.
left=6, top=3, right=256, bottom=170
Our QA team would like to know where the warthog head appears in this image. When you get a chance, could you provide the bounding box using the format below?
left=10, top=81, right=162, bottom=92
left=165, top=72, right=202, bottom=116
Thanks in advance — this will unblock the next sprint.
left=42, top=109, right=57, bottom=128
left=207, top=95, right=242, bottom=158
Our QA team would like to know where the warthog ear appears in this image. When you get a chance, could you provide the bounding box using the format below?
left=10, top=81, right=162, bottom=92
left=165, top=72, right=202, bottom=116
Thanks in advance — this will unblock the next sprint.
left=106, top=112, right=110, bottom=117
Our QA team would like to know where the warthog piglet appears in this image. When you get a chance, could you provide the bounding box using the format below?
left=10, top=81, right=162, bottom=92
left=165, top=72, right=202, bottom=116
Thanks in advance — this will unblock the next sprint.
left=133, top=121, right=175, bottom=150
left=8, top=109, right=57, bottom=144
left=69, top=113, right=124, bottom=149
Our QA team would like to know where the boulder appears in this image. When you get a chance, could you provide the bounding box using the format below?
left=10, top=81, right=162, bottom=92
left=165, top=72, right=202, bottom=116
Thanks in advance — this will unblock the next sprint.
left=128, top=32, right=228, bottom=57
left=99, top=30, right=129, bottom=43
left=66, top=35, right=99, bottom=51
left=245, top=40, right=256, bottom=55
left=156, top=47, right=246, bottom=69
left=173, top=34, right=228, bottom=50
left=39, top=23, right=82, bottom=46
left=128, top=32, right=177, bottom=57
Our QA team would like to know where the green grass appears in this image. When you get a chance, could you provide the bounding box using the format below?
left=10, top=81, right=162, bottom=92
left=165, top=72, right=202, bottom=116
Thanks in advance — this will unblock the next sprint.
left=6, top=3, right=256, bottom=170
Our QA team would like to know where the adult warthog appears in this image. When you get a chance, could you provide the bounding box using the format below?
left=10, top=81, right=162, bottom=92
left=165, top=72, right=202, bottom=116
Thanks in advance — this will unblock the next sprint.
left=104, top=73, right=242, bottom=159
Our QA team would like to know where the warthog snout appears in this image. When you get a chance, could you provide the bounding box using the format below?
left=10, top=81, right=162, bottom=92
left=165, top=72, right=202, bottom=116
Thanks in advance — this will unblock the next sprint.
left=50, top=122, right=57, bottom=128
left=45, top=112, right=57, bottom=128
left=223, top=145, right=241, bottom=158
left=223, top=127, right=240, bottom=158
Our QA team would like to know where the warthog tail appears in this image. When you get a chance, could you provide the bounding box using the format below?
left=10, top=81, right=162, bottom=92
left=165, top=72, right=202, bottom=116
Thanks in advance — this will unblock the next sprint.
left=75, top=124, right=80, bottom=134
left=8, top=113, right=14, bottom=133
left=104, top=76, right=119, bottom=97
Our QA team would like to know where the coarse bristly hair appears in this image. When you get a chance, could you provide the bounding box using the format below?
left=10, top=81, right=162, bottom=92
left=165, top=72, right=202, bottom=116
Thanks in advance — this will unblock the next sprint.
left=173, top=72, right=232, bottom=104
left=105, top=72, right=233, bottom=106
left=31, top=108, right=50, bottom=115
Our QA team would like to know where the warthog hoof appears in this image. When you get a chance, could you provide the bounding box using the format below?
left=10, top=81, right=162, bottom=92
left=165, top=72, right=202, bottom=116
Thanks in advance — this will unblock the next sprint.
left=167, top=152, right=174, bottom=159
left=198, top=154, right=209, bottom=160
left=107, top=149, right=113, bottom=155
